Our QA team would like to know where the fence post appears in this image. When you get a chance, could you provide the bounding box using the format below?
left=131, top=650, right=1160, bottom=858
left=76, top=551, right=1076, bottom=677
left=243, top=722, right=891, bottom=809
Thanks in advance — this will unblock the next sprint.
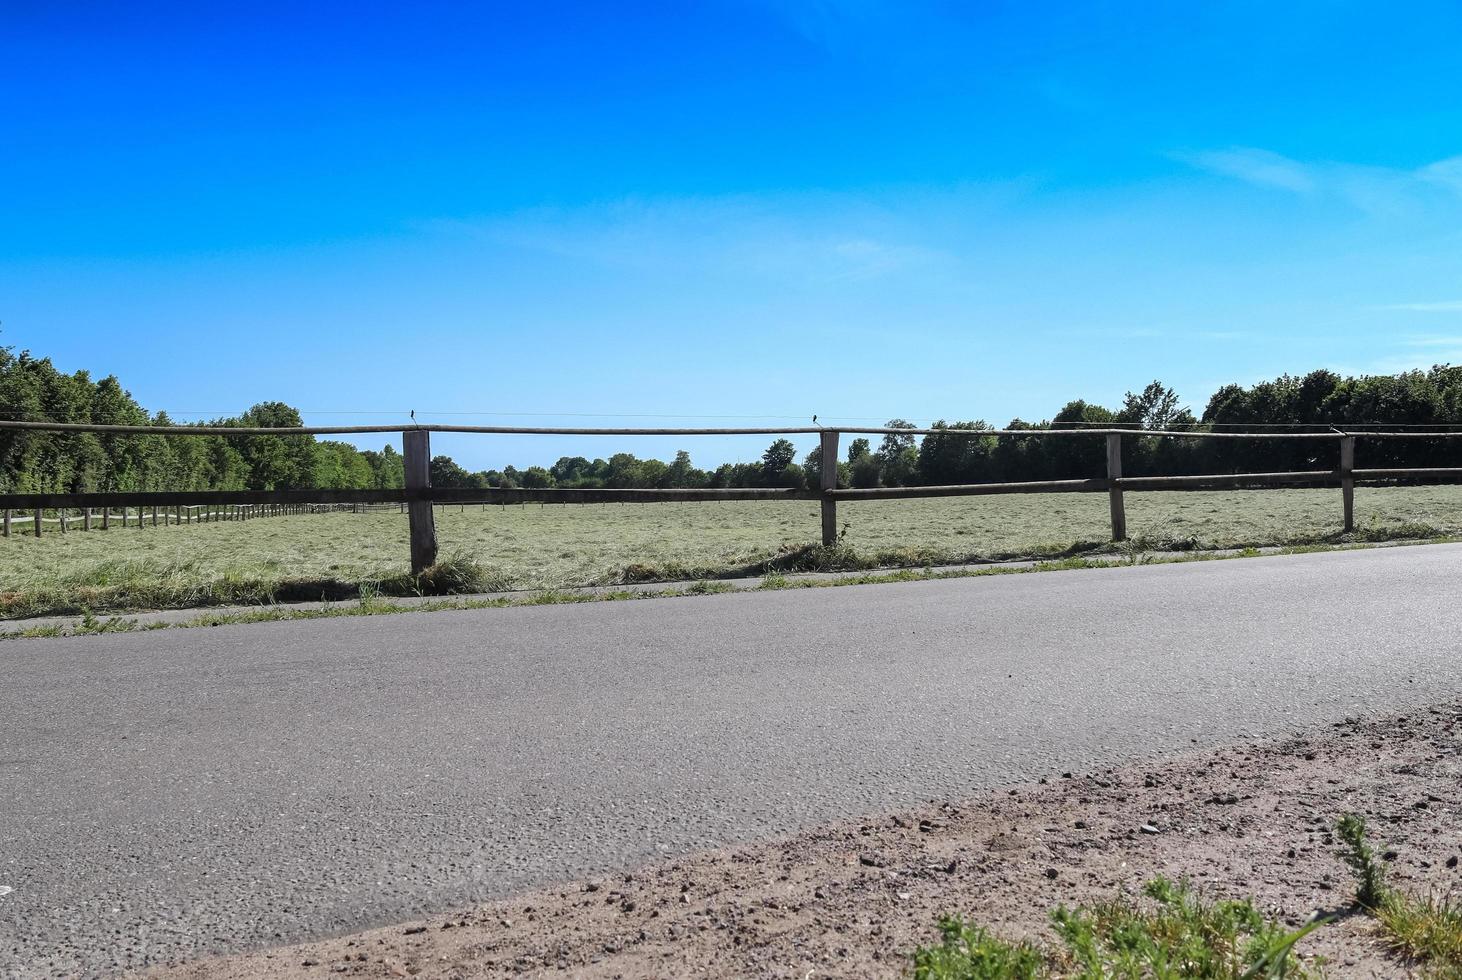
left=34, top=509, right=42, bottom=537
left=820, top=429, right=839, bottom=547
left=151, top=505, right=159, bottom=527
left=102, top=506, right=110, bottom=530
left=2, top=509, right=9, bottom=537
left=60, top=509, right=68, bottom=533
left=1340, top=436, right=1355, bottom=533
left=83, top=507, right=92, bottom=531
left=403, top=429, right=438, bottom=574
left=1106, top=433, right=1127, bottom=541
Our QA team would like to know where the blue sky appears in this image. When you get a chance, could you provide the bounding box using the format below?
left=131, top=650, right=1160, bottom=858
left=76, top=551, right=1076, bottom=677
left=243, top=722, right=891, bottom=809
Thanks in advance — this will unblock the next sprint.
left=5, top=1, right=1462, bottom=469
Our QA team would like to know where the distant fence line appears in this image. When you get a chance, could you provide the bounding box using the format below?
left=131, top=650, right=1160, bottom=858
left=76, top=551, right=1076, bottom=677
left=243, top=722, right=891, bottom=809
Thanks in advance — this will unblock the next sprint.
left=1, top=499, right=623, bottom=536
left=3, top=420, right=1461, bottom=572
left=0, top=502, right=370, bottom=537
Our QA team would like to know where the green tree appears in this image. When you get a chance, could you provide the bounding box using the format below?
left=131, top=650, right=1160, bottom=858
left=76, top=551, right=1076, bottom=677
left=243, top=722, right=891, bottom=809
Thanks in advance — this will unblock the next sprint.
left=878, top=419, right=917, bottom=460
left=520, top=466, right=554, bottom=488
left=429, top=455, right=473, bottom=487
left=761, top=439, right=797, bottom=481
left=362, top=445, right=405, bottom=489
left=666, top=449, right=700, bottom=488
left=918, top=421, right=994, bottom=485
left=230, top=402, right=318, bottom=490
left=1117, top=382, right=1195, bottom=431
left=1048, top=399, right=1115, bottom=479
left=849, top=453, right=882, bottom=488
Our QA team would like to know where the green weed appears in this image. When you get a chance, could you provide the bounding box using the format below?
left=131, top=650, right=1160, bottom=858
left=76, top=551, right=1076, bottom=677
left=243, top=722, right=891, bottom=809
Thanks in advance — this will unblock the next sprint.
left=1336, top=813, right=1387, bottom=910
left=1336, top=813, right=1462, bottom=975
left=686, top=579, right=735, bottom=595
left=911, top=877, right=1320, bottom=979
left=912, top=918, right=1045, bottom=979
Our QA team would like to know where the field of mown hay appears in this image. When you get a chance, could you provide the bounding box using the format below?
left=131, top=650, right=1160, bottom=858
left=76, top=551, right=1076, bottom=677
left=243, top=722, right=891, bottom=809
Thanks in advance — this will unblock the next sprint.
left=2, top=485, right=1460, bottom=618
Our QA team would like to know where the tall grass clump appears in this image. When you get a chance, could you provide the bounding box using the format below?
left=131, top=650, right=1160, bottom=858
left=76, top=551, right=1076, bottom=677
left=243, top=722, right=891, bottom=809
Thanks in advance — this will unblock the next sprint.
left=381, top=555, right=512, bottom=597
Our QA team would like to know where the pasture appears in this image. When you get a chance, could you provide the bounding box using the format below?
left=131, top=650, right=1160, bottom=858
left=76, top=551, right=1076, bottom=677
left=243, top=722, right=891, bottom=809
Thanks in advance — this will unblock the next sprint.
left=3, top=483, right=1460, bottom=618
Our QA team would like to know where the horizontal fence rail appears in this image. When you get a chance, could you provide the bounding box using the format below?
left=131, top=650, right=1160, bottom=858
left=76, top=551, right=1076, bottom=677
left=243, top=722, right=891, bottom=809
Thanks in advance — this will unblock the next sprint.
left=3, top=422, right=1460, bottom=570
left=7, top=419, right=1462, bottom=439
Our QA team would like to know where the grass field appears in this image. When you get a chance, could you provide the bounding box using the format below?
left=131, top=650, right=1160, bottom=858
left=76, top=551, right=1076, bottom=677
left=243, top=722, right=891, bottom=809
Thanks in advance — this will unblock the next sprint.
left=3, top=485, right=1461, bottom=618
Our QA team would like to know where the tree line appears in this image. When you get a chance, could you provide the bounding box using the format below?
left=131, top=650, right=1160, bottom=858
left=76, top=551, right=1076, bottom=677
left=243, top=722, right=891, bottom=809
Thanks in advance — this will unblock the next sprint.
left=4, top=340, right=1461, bottom=495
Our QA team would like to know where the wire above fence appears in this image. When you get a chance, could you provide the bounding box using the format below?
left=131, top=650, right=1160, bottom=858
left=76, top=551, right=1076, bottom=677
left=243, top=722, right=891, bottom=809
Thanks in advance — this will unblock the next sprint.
left=2, top=419, right=1461, bottom=440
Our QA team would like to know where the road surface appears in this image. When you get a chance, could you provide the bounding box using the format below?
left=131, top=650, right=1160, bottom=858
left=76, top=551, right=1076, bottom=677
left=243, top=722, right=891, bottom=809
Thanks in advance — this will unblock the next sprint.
left=4, top=544, right=1461, bottom=977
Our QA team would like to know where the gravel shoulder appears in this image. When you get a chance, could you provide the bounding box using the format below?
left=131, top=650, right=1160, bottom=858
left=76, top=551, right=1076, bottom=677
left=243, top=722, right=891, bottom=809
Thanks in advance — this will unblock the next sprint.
left=139, top=704, right=1462, bottom=980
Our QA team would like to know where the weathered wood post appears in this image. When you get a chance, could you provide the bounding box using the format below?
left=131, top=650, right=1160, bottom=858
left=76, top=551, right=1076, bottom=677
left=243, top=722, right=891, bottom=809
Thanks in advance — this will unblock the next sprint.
left=403, top=429, right=438, bottom=574
left=60, top=509, right=68, bottom=533
left=151, top=505, right=159, bottom=527
left=1340, top=435, right=1356, bottom=533
left=820, top=429, right=839, bottom=547
left=34, top=509, right=42, bottom=537
left=83, top=508, right=92, bottom=531
left=1106, top=433, right=1127, bottom=541
left=2, top=508, right=9, bottom=538
left=102, top=506, right=110, bottom=530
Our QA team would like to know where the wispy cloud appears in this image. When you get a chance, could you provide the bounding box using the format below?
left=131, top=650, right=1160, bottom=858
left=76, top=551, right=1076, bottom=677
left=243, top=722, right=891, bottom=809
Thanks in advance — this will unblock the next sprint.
left=1177, top=147, right=1462, bottom=218
left=1044, top=326, right=1255, bottom=342
left=421, top=192, right=964, bottom=288
left=1178, top=148, right=1316, bottom=194
left=1383, top=301, right=1462, bottom=313
left=1402, top=334, right=1462, bottom=347
left=1344, top=334, right=1462, bottom=375
left=1420, top=156, right=1462, bottom=194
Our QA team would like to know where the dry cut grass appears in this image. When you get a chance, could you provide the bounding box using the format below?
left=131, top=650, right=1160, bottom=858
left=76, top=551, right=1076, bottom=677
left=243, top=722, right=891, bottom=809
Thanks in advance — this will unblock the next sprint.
left=2, top=485, right=1460, bottom=618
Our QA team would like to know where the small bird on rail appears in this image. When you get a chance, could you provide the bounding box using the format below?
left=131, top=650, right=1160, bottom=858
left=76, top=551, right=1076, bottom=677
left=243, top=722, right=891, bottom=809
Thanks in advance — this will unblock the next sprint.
left=812, top=414, right=818, bottom=424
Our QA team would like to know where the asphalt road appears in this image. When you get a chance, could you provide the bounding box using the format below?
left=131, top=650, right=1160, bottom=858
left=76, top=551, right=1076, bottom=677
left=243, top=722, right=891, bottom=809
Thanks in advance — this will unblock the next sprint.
left=4, top=545, right=1462, bottom=977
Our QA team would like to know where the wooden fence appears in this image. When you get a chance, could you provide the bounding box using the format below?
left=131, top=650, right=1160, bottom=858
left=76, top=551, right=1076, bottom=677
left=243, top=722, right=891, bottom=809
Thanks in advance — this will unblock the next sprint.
left=2, top=420, right=1460, bottom=573
left=1, top=502, right=366, bottom=537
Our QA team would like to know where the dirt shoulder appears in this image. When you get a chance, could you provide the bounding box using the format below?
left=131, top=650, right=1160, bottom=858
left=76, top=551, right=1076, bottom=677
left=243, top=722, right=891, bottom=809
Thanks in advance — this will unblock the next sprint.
left=142, top=705, right=1461, bottom=979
